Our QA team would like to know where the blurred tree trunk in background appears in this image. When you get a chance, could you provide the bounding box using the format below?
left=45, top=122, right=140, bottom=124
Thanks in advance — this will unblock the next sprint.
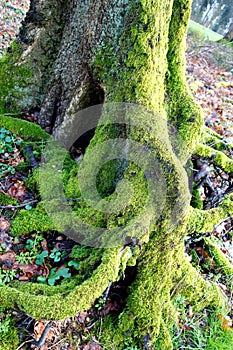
left=191, top=0, right=233, bottom=35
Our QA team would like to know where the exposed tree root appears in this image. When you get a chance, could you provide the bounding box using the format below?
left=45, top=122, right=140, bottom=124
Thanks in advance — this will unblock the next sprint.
left=195, top=143, right=233, bottom=173
left=204, top=236, right=233, bottom=277
left=188, top=195, right=233, bottom=233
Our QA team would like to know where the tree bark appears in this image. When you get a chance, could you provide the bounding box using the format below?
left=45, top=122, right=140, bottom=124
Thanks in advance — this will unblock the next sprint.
left=0, top=1, right=232, bottom=349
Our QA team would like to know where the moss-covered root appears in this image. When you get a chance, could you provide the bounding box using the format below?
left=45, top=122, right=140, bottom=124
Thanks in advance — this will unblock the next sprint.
left=166, top=0, right=204, bottom=164
left=188, top=195, right=233, bottom=233
left=99, top=244, right=225, bottom=349
left=172, top=258, right=227, bottom=311
left=204, top=236, right=233, bottom=277
left=0, top=248, right=125, bottom=319
left=195, top=143, right=233, bottom=174
left=99, top=248, right=178, bottom=349
left=0, top=115, right=49, bottom=140
left=201, top=127, right=233, bottom=153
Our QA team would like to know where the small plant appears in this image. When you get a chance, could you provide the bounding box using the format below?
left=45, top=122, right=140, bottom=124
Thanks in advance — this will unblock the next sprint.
left=67, top=260, right=80, bottom=270
left=35, top=250, right=48, bottom=265
left=0, top=313, right=11, bottom=335
left=25, top=234, right=44, bottom=251
left=49, top=247, right=62, bottom=262
left=0, top=269, right=16, bottom=285
left=0, top=127, right=21, bottom=154
left=47, top=267, right=71, bottom=286
left=0, top=127, right=22, bottom=178
left=94, top=296, right=106, bottom=311
left=16, top=251, right=36, bottom=264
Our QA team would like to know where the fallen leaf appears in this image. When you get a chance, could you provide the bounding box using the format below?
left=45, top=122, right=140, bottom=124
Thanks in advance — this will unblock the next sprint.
left=0, top=218, right=10, bottom=232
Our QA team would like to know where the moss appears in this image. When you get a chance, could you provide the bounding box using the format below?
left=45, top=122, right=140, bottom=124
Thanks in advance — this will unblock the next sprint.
left=0, top=2, right=229, bottom=346
left=0, top=193, right=18, bottom=206
left=0, top=248, right=124, bottom=319
left=0, top=312, right=19, bottom=350
left=204, top=237, right=233, bottom=277
left=10, top=202, right=55, bottom=236
left=202, top=132, right=233, bottom=153
left=191, top=188, right=203, bottom=209
left=0, top=42, right=36, bottom=114
left=166, top=0, right=204, bottom=163
left=188, top=195, right=233, bottom=233
left=195, top=143, right=233, bottom=174
left=171, top=256, right=227, bottom=312
left=69, top=245, right=103, bottom=280
left=24, top=168, right=40, bottom=193
left=0, top=115, right=49, bottom=141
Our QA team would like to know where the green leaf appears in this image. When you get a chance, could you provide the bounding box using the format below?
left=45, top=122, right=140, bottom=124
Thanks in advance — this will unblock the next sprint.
left=48, top=268, right=60, bottom=286
left=49, top=248, right=61, bottom=262
left=68, top=260, right=80, bottom=270
left=35, top=250, right=48, bottom=265
left=56, top=268, right=71, bottom=278
left=5, top=136, right=11, bottom=143
left=37, top=276, right=47, bottom=284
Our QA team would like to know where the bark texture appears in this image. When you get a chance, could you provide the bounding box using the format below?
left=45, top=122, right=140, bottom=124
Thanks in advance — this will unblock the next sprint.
left=0, top=1, right=232, bottom=349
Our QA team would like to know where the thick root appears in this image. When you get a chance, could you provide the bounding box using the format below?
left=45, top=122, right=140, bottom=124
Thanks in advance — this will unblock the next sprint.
left=0, top=248, right=124, bottom=319
left=195, top=143, right=233, bottom=173
left=204, top=236, right=233, bottom=277
left=188, top=195, right=233, bottom=233
left=172, top=257, right=227, bottom=311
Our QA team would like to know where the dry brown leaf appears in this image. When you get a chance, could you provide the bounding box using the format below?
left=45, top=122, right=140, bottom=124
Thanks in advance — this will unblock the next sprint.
left=34, top=321, right=54, bottom=342
left=0, top=218, right=10, bottom=232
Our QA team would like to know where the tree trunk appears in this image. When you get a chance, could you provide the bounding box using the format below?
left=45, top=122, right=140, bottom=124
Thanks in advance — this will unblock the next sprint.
left=0, top=1, right=232, bottom=349
left=191, top=0, right=233, bottom=36
left=224, top=21, right=233, bottom=40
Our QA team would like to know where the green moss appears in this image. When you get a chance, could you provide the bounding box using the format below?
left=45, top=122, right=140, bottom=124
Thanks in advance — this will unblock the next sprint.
left=0, top=193, right=18, bottom=206
left=204, top=237, right=233, bottom=277
left=10, top=202, right=55, bottom=236
left=70, top=245, right=103, bottom=280
left=0, top=42, right=35, bottom=114
left=24, top=168, right=40, bottom=193
left=195, top=143, right=233, bottom=174
left=188, top=195, right=233, bottom=233
left=191, top=188, right=203, bottom=209
left=166, top=0, right=204, bottom=163
left=171, top=257, right=226, bottom=312
left=0, top=248, right=124, bottom=319
left=0, top=313, right=19, bottom=350
left=0, top=115, right=49, bottom=141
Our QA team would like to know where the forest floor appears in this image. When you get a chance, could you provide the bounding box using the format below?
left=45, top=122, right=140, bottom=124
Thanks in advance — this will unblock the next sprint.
left=0, top=5, right=233, bottom=350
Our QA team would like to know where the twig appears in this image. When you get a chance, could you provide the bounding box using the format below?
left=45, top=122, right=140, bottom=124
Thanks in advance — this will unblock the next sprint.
left=86, top=319, right=99, bottom=329
left=103, top=280, right=112, bottom=300
left=0, top=200, right=38, bottom=209
left=16, top=340, right=33, bottom=350
left=31, top=323, right=52, bottom=347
